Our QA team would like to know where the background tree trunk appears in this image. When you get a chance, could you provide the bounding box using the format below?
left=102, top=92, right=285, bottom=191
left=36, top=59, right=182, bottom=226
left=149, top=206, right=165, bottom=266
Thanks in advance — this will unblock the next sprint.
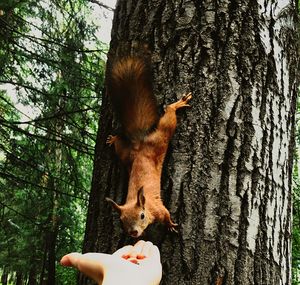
left=16, top=272, right=23, bottom=285
left=81, top=0, right=299, bottom=284
left=28, top=265, right=37, bottom=285
left=1, top=268, right=8, bottom=285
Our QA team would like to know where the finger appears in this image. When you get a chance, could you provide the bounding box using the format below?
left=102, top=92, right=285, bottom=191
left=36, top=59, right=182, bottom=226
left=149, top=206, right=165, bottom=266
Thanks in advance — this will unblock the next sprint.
left=130, top=240, right=146, bottom=258
left=138, top=245, right=162, bottom=284
left=138, top=244, right=161, bottom=267
left=149, top=245, right=161, bottom=263
left=139, top=241, right=153, bottom=258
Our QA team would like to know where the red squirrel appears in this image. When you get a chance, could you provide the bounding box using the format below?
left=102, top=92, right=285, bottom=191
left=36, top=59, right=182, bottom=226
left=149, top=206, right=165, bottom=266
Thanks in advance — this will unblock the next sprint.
left=106, top=57, right=192, bottom=238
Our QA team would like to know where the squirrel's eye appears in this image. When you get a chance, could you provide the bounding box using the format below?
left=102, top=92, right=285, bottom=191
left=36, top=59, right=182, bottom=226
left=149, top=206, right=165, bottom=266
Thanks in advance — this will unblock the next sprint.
left=141, top=213, right=145, bottom=220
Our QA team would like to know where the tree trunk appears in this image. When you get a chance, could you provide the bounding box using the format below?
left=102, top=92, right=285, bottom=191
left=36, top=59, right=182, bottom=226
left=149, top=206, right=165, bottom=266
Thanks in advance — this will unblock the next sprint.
left=16, top=272, right=23, bottom=285
left=28, top=266, right=37, bottom=285
left=46, top=225, right=58, bottom=285
left=39, top=242, right=47, bottom=285
left=45, top=132, right=62, bottom=285
left=81, top=0, right=299, bottom=284
left=39, top=173, right=59, bottom=285
left=1, top=268, right=8, bottom=285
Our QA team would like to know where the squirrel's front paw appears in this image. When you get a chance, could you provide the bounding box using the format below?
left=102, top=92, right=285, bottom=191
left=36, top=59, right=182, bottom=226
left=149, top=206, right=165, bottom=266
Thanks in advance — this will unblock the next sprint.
left=167, top=221, right=178, bottom=233
left=106, top=135, right=117, bottom=146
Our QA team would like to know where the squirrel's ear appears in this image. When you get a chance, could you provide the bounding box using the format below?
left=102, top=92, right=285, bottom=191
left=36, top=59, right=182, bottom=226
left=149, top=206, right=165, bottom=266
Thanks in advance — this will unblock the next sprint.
left=137, top=187, right=145, bottom=208
left=106, top=197, right=122, bottom=213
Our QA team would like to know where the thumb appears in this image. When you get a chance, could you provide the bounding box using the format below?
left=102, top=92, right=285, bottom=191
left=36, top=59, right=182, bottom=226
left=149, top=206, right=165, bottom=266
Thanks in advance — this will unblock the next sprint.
left=61, top=253, right=111, bottom=283
left=60, top=252, right=81, bottom=267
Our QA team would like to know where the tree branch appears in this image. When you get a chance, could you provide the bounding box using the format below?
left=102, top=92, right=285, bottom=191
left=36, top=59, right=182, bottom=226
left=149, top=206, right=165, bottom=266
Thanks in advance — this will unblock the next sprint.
left=0, top=169, right=89, bottom=201
left=0, top=143, right=90, bottom=195
left=0, top=79, right=49, bottom=96
left=88, top=0, right=115, bottom=12
left=0, top=106, right=98, bottom=125
left=0, top=200, right=41, bottom=226
left=0, top=17, right=107, bottom=54
left=0, top=122, right=94, bottom=156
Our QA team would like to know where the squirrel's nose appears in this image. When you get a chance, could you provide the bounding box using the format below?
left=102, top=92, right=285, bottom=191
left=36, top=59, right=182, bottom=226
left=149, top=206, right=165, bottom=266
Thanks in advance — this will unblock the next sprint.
left=130, top=230, right=139, bottom=237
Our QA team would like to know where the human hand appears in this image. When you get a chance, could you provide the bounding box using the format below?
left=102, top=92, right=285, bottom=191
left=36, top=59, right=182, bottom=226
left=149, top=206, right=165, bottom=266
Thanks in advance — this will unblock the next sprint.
left=60, top=240, right=162, bottom=285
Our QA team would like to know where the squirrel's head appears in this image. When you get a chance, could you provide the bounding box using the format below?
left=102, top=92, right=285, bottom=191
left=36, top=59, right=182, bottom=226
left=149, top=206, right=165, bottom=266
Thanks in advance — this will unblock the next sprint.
left=106, top=187, right=150, bottom=238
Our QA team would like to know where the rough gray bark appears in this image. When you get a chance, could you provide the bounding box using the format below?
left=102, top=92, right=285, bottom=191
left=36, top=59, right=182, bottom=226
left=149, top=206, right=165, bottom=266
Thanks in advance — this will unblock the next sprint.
left=81, top=0, right=299, bottom=284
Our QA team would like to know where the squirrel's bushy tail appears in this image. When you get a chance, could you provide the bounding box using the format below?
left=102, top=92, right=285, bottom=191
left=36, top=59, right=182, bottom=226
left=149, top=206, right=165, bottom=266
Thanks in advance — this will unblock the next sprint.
left=107, top=57, right=159, bottom=140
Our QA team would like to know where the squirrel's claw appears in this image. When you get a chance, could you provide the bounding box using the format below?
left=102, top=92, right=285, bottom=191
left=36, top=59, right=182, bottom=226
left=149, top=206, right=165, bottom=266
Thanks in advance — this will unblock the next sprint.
left=170, top=92, right=192, bottom=110
left=167, top=222, right=179, bottom=233
left=182, top=92, right=192, bottom=102
left=107, top=135, right=117, bottom=146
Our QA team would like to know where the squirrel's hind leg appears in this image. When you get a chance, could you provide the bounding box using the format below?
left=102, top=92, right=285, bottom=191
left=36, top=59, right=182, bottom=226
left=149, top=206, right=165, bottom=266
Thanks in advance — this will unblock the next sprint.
left=153, top=92, right=192, bottom=140
left=107, top=135, right=131, bottom=164
left=168, top=92, right=192, bottom=110
left=106, top=135, right=118, bottom=146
